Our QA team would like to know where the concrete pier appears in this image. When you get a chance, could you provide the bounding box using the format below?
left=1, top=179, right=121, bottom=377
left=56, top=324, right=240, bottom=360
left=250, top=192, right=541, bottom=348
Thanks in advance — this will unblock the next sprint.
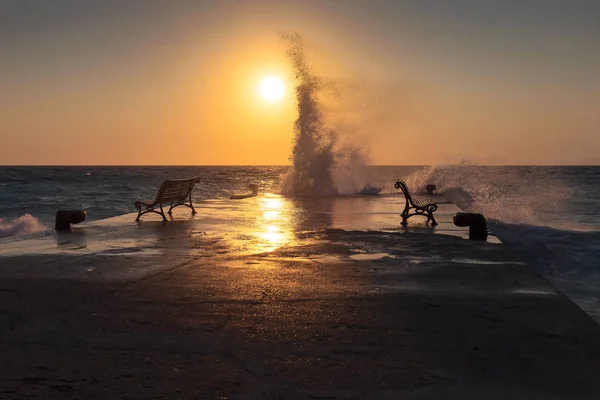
left=1, top=194, right=600, bottom=399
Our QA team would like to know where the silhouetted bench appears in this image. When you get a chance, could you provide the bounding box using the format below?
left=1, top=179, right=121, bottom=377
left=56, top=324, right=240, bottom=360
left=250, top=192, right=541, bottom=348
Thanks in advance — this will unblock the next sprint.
left=394, top=180, right=438, bottom=226
left=134, top=177, right=200, bottom=221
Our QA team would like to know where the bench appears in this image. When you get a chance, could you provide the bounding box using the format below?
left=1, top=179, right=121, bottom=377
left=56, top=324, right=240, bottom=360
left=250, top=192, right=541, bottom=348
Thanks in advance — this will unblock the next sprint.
left=134, top=177, right=200, bottom=221
left=394, top=179, right=438, bottom=226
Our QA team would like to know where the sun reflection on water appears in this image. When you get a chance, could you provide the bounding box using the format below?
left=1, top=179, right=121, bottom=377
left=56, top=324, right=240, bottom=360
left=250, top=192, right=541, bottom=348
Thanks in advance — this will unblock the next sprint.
left=255, top=195, right=294, bottom=252
left=263, top=210, right=280, bottom=220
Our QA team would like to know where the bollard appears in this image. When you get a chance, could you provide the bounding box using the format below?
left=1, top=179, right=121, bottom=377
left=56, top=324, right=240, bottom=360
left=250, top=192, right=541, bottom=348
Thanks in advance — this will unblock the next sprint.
left=453, top=212, right=487, bottom=241
left=55, top=210, right=87, bottom=231
left=425, top=184, right=436, bottom=195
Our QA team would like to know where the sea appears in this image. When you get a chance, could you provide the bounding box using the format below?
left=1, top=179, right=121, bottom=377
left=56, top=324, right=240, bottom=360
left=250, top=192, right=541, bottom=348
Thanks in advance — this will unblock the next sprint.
left=1, top=165, right=599, bottom=321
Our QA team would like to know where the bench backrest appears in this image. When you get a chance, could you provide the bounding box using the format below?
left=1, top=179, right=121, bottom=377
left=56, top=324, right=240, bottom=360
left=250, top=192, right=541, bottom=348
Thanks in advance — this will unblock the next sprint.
left=154, top=177, right=200, bottom=203
left=394, top=179, right=415, bottom=204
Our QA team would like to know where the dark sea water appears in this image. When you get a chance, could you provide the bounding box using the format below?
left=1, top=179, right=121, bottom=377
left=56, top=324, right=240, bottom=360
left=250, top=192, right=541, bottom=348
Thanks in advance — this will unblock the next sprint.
left=1, top=165, right=598, bottom=227
left=1, top=165, right=600, bottom=320
left=0, top=166, right=288, bottom=226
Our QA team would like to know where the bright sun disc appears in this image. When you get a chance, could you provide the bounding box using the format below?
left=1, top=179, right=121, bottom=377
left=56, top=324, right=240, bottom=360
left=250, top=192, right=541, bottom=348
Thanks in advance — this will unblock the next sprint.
left=257, top=76, right=284, bottom=102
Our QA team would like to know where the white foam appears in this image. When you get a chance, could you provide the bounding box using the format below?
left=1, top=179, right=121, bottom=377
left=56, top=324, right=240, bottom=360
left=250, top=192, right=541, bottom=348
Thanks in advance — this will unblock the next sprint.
left=0, top=214, right=47, bottom=239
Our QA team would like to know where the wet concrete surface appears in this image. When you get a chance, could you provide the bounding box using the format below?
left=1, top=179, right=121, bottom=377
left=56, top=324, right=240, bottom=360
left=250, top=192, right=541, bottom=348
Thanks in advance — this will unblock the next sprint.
left=1, top=195, right=599, bottom=398
left=2, top=229, right=600, bottom=399
left=0, top=193, right=498, bottom=258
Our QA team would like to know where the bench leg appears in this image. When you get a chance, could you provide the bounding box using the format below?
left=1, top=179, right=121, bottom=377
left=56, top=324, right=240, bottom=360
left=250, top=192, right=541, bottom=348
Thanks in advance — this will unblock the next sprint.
left=403, top=208, right=438, bottom=226
left=167, top=197, right=197, bottom=215
left=135, top=209, right=167, bottom=221
left=189, top=194, right=197, bottom=214
left=428, top=211, right=438, bottom=226
left=135, top=203, right=143, bottom=222
left=400, top=202, right=410, bottom=225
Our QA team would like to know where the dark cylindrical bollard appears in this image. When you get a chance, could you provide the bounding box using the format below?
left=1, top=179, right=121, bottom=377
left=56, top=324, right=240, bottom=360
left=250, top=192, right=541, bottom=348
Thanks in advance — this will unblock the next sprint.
left=453, top=212, right=487, bottom=241
left=55, top=210, right=87, bottom=231
left=249, top=183, right=259, bottom=195
left=425, top=184, right=436, bottom=195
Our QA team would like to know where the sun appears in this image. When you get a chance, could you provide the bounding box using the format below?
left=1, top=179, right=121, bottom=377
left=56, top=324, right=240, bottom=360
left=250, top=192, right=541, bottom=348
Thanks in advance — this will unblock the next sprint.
left=257, top=76, right=285, bottom=102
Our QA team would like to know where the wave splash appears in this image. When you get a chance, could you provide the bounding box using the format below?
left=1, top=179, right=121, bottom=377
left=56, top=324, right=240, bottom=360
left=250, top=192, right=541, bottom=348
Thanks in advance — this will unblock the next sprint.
left=489, top=220, right=600, bottom=321
left=405, top=162, right=571, bottom=225
left=406, top=162, right=600, bottom=321
left=280, top=34, right=371, bottom=196
left=0, top=214, right=47, bottom=239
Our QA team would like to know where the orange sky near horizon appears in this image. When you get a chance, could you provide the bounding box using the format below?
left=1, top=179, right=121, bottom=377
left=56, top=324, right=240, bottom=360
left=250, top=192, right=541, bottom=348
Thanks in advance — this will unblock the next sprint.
left=1, top=1, right=599, bottom=166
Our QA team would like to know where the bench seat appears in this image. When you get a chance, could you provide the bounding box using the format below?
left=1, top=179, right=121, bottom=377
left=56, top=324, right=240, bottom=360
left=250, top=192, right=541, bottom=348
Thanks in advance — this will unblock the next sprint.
left=134, top=177, right=200, bottom=221
left=394, top=180, right=438, bottom=226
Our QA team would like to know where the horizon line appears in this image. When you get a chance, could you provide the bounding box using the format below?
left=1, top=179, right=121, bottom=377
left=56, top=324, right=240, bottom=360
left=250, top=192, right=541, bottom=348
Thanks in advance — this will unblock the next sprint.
left=1, top=164, right=599, bottom=168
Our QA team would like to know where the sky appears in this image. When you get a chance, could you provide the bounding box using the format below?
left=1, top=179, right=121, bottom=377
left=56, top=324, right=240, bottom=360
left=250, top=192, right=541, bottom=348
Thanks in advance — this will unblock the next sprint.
left=1, top=0, right=599, bottom=165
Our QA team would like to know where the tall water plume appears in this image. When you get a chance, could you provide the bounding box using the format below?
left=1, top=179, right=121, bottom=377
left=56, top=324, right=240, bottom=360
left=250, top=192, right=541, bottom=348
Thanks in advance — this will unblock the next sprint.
left=281, top=33, right=337, bottom=195
left=281, top=34, right=372, bottom=195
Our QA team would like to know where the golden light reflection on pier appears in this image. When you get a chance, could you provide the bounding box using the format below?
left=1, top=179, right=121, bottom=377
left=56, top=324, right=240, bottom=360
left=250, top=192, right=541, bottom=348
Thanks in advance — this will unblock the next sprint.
left=0, top=192, right=495, bottom=259
left=255, top=195, right=294, bottom=253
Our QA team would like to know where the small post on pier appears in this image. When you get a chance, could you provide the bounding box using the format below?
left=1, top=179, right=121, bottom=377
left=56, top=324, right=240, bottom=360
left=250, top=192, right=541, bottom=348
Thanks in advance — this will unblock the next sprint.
left=55, top=210, right=87, bottom=231
left=453, top=212, right=487, bottom=241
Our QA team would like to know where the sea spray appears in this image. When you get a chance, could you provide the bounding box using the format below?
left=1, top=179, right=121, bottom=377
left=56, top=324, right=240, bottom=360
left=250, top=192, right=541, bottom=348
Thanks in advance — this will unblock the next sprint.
left=280, top=33, right=372, bottom=195
left=406, top=163, right=600, bottom=323
left=332, top=143, right=373, bottom=194
left=281, top=33, right=337, bottom=195
left=0, top=214, right=46, bottom=239
left=405, top=162, right=571, bottom=225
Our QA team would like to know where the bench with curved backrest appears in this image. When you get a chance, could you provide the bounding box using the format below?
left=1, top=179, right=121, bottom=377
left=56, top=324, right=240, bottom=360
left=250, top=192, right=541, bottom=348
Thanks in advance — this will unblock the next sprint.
left=134, top=177, right=200, bottom=221
left=394, top=179, right=438, bottom=226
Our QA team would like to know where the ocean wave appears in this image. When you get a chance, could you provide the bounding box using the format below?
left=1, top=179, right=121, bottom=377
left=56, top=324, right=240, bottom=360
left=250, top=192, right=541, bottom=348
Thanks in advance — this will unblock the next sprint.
left=0, top=214, right=47, bottom=239
left=406, top=163, right=600, bottom=320
left=489, top=220, right=600, bottom=321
